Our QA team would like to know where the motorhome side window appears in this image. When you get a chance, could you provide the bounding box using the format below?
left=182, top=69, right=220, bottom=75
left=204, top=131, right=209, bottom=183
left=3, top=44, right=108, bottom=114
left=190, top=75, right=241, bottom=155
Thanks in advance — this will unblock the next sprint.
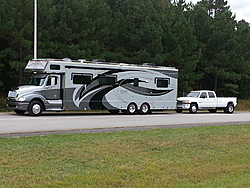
left=73, top=74, right=92, bottom=84
left=50, top=64, right=60, bottom=70
left=156, top=78, right=169, bottom=88
left=98, top=75, right=116, bottom=85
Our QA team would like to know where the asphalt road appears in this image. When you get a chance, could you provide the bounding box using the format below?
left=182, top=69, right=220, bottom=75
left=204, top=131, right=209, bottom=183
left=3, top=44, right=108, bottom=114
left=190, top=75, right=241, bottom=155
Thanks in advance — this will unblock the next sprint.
left=0, top=111, right=250, bottom=137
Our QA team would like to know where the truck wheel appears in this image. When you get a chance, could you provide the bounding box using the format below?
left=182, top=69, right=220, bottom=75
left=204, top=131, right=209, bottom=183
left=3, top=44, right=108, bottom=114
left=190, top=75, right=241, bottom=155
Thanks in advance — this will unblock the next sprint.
left=139, top=103, right=150, bottom=114
left=189, top=104, right=198, bottom=114
left=224, top=103, right=234, bottom=114
left=127, top=103, right=137, bottom=114
left=28, top=100, right=43, bottom=116
left=14, top=110, right=26, bottom=115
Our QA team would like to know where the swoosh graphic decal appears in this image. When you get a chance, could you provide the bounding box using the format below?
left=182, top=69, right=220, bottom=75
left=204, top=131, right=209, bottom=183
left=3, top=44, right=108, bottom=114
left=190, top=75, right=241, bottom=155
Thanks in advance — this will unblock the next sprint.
left=122, top=84, right=173, bottom=96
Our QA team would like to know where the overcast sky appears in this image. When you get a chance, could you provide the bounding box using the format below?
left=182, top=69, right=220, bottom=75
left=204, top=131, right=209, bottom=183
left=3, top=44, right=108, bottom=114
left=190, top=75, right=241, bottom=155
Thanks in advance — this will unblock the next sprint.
left=187, top=0, right=250, bottom=23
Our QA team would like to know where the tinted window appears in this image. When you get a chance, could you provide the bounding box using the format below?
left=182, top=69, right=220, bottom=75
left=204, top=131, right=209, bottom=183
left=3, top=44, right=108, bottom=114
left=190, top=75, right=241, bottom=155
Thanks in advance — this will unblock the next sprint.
left=208, top=92, right=215, bottom=98
left=73, top=74, right=92, bottom=84
left=200, top=92, right=207, bottom=98
left=47, top=77, right=58, bottom=86
left=29, top=74, right=47, bottom=86
left=186, top=92, right=200, bottom=98
left=156, top=78, right=169, bottom=88
left=50, top=64, right=60, bottom=70
left=99, top=76, right=116, bottom=85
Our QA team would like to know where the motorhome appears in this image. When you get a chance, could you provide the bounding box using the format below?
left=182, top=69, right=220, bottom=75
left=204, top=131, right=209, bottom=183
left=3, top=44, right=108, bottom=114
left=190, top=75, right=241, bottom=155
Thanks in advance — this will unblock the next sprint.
left=7, top=58, right=178, bottom=116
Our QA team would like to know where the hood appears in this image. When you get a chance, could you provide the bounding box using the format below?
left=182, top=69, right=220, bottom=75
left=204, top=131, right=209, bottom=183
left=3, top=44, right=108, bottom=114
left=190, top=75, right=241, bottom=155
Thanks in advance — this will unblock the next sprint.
left=15, top=85, right=42, bottom=96
left=17, top=85, right=39, bottom=90
left=177, top=96, right=194, bottom=101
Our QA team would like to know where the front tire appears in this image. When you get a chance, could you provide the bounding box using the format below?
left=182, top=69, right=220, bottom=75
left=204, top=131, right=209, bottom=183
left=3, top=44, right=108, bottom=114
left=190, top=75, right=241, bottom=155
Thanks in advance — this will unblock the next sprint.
left=189, top=104, right=198, bottom=114
left=28, top=100, right=43, bottom=116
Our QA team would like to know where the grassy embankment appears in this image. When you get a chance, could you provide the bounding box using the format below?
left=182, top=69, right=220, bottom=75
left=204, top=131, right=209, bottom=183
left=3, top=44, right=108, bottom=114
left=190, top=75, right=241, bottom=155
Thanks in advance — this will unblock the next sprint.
left=0, top=124, right=249, bottom=187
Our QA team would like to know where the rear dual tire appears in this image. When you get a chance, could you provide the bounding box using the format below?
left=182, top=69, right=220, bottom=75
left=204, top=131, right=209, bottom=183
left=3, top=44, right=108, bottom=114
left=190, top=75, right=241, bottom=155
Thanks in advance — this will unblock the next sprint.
left=139, top=103, right=150, bottom=114
left=224, top=103, right=234, bottom=114
left=126, top=103, right=150, bottom=115
left=126, top=103, right=137, bottom=114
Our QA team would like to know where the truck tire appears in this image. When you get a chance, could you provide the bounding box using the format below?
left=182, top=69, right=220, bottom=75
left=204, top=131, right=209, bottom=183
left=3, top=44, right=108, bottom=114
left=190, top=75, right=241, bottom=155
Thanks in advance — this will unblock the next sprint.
left=139, top=103, right=150, bottom=114
left=28, top=100, right=43, bottom=116
left=126, top=103, right=137, bottom=114
left=189, top=104, right=198, bottom=114
left=224, top=103, right=234, bottom=114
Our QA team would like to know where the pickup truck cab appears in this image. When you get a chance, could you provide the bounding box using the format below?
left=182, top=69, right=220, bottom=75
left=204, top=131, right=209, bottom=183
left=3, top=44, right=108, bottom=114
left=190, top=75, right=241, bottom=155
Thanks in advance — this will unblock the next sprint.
left=176, top=90, right=237, bottom=114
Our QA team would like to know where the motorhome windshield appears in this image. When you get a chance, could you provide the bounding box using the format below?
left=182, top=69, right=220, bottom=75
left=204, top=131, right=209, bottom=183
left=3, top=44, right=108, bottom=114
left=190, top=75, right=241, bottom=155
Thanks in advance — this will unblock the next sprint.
left=186, top=92, right=200, bottom=98
left=29, top=74, right=47, bottom=86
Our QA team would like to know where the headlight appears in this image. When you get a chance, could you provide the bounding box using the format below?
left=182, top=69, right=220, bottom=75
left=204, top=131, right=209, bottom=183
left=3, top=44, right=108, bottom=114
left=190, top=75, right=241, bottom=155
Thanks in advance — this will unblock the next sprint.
left=183, top=100, right=189, bottom=104
left=17, top=97, right=25, bottom=101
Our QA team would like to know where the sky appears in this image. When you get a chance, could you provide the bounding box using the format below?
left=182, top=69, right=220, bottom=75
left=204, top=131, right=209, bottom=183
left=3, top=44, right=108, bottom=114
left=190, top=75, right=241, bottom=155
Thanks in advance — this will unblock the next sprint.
left=187, top=0, right=250, bottom=23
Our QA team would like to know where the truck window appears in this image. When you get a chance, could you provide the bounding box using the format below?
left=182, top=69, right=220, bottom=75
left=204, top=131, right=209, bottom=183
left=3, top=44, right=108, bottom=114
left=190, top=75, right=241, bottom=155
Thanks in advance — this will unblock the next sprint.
left=200, top=92, right=207, bottom=98
left=208, top=92, right=215, bottom=98
left=73, top=74, right=92, bottom=84
left=186, top=92, right=200, bottom=98
left=98, top=76, right=116, bottom=85
left=156, top=78, right=169, bottom=88
left=29, top=74, right=47, bottom=86
left=47, top=76, right=58, bottom=86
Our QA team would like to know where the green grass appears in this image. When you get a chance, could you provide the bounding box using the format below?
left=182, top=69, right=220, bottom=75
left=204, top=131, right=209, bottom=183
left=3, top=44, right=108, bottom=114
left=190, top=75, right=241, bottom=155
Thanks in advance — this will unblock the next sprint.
left=1, top=124, right=250, bottom=188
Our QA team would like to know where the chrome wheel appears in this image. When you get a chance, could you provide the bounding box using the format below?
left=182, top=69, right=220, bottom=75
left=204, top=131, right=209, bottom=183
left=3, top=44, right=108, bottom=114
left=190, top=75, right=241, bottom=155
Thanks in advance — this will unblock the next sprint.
left=28, top=101, right=43, bottom=116
left=224, top=104, right=234, bottom=114
left=127, top=103, right=137, bottom=114
left=139, top=103, right=150, bottom=114
left=189, top=104, right=197, bottom=114
left=32, top=104, right=41, bottom=115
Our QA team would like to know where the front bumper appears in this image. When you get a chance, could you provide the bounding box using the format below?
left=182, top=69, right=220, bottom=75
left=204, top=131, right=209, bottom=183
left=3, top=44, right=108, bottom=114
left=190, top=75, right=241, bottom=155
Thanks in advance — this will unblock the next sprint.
left=177, top=103, right=190, bottom=110
left=6, top=99, right=29, bottom=111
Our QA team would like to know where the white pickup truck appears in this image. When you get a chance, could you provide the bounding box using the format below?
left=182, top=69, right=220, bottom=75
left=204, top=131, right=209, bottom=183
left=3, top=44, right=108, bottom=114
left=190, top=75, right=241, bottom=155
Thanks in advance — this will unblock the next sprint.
left=176, top=90, right=237, bottom=114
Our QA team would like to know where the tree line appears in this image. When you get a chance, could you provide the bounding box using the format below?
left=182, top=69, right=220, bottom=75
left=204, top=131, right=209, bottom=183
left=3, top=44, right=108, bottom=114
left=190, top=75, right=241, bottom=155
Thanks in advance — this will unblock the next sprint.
left=0, top=0, right=250, bottom=98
